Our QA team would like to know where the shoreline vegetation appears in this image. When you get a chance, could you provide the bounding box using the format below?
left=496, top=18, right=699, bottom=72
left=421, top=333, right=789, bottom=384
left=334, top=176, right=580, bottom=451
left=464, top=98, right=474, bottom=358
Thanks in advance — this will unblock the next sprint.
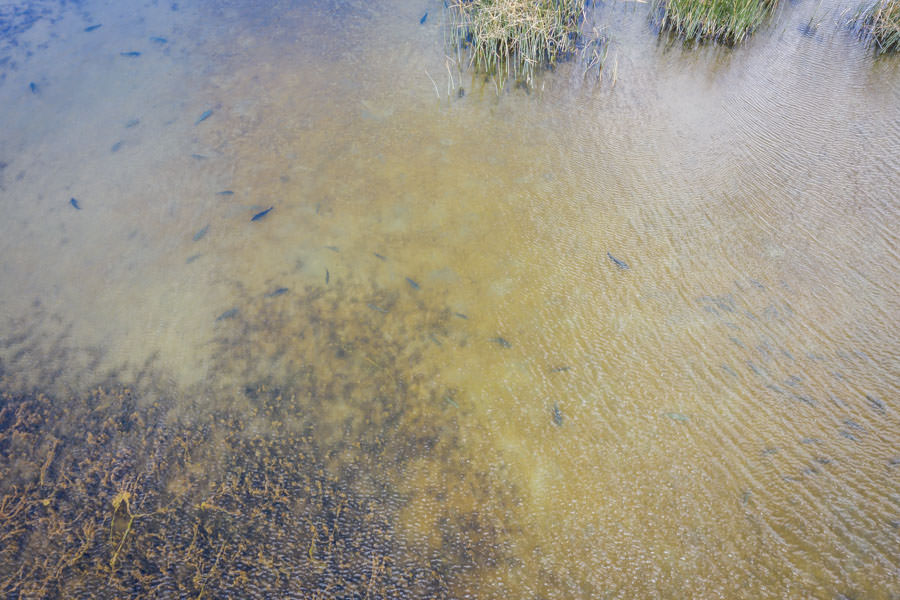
left=649, top=0, right=780, bottom=45
left=443, top=0, right=899, bottom=92
left=854, top=0, right=900, bottom=52
left=444, top=0, right=601, bottom=90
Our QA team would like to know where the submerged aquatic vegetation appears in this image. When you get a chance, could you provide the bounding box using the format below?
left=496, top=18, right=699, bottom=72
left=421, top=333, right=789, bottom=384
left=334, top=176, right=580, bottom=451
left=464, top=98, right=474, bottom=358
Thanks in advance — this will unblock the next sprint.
left=650, top=0, right=779, bottom=45
left=854, top=0, right=900, bottom=52
left=0, top=281, right=520, bottom=597
left=445, top=0, right=598, bottom=89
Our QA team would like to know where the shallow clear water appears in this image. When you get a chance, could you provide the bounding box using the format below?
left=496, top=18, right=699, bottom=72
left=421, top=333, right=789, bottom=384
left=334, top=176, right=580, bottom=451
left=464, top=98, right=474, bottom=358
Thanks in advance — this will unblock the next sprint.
left=1, top=0, right=898, bottom=597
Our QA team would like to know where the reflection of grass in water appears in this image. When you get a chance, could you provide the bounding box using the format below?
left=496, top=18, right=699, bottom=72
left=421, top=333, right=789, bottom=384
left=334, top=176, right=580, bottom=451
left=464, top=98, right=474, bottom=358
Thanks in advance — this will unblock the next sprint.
left=446, top=0, right=606, bottom=89
left=853, top=0, right=900, bottom=52
left=650, top=0, right=778, bottom=45
left=0, top=282, right=520, bottom=596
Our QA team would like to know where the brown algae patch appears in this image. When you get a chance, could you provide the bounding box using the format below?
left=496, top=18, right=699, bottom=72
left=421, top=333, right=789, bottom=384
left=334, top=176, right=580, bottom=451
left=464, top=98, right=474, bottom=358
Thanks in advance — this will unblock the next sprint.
left=0, top=278, right=523, bottom=597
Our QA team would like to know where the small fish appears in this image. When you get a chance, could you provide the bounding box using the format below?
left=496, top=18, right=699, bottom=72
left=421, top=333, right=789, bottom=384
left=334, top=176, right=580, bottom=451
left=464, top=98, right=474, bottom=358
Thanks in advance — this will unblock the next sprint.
left=765, top=384, right=784, bottom=395
left=120, top=51, right=141, bottom=57
left=195, top=109, right=213, bottom=125
left=843, top=419, right=864, bottom=431
left=550, top=366, right=570, bottom=373
left=839, top=429, right=859, bottom=442
left=251, top=207, right=273, bottom=221
left=215, top=308, right=238, bottom=321
left=798, top=22, right=816, bottom=37
left=444, top=396, right=459, bottom=409
left=741, top=490, right=752, bottom=504
left=729, top=336, right=745, bottom=349
left=749, top=278, right=765, bottom=290
left=552, top=404, right=563, bottom=426
left=405, top=277, right=420, bottom=290
left=192, top=225, right=209, bottom=242
left=814, top=456, right=832, bottom=465
left=454, top=312, right=468, bottom=320
left=265, top=287, right=289, bottom=298
left=792, top=394, right=816, bottom=406
left=373, top=252, right=387, bottom=261
left=191, top=153, right=207, bottom=160
left=866, top=394, right=885, bottom=413
left=150, top=36, right=168, bottom=43
left=746, top=361, right=762, bottom=376
left=457, top=87, right=465, bottom=98
left=367, top=303, right=388, bottom=313
left=419, top=11, right=428, bottom=24
left=663, top=412, right=689, bottom=423
left=888, top=457, right=900, bottom=467
left=607, top=252, right=629, bottom=269
left=762, top=447, right=778, bottom=455
left=325, top=269, right=330, bottom=284
left=185, top=253, right=202, bottom=264
left=84, top=24, right=102, bottom=32
left=800, top=437, right=821, bottom=445
left=429, top=333, right=442, bottom=347
left=721, top=364, right=738, bottom=377
left=29, top=82, right=38, bottom=94
left=491, top=337, right=511, bottom=348
left=110, top=141, right=123, bottom=153
left=125, top=118, right=140, bottom=128
left=69, top=197, right=81, bottom=210
left=325, top=245, right=340, bottom=252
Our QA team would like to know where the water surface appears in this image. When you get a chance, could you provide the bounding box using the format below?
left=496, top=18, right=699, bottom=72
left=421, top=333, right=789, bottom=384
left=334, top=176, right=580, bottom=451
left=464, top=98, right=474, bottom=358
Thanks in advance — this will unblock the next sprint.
left=1, top=0, right=898, bottom=597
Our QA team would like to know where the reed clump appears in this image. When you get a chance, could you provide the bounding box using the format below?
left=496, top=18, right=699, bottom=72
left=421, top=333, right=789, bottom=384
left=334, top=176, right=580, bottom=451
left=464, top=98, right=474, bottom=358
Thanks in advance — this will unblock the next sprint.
left=855, top=0, right=900, bottom=52
left=446, top=0, right=586, bottom=88
left=650, top=0, right=779, bottom=45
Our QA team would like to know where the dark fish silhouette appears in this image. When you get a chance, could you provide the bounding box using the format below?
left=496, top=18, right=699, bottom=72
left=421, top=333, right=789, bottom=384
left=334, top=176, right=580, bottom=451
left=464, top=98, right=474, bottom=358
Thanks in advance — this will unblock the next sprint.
left=839, top=429, right=859, bottom=442
left=866, top=394, right=885, bottom=412
left=251, top=207, right=273, bottom=221
left=192, top=225, right=209, bottom=241
left=69, top=197, right=81, bottom=210
left=216, top=190, right=234, bottom=196
left=373, top=252, right=387, bottom=261
left=325, top=269, right=330, bottom=284
left=420, top=12, right=428, bottom=24
left=552, top=404, right=563, bottom=426
left=195, top=109, right=213, bottom=125
left=491, top=337, right=511, bottom=348
left=125, top=118, right=140, bottom=128
left=29, top=82, right=38, bottom=94
left=84, top=24, right=102, bottom=32
left=607, top=252, right=629, bottom=269
left=216, top=308, right=238, bottom=321
left=150, top=36, right=168, bottom=44
left=406, top=277, right=420, bottom=290
left=120, top=51, right=141, bottom=57
left=266, top=287, right=289, bottom=298
left=367, top=303, right=388, bottom=313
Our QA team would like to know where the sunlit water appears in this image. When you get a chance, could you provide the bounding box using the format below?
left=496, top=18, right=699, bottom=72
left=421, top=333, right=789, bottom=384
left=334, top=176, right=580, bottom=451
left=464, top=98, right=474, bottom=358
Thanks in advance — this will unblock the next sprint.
left=1, top=0, right=898, bottom=597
